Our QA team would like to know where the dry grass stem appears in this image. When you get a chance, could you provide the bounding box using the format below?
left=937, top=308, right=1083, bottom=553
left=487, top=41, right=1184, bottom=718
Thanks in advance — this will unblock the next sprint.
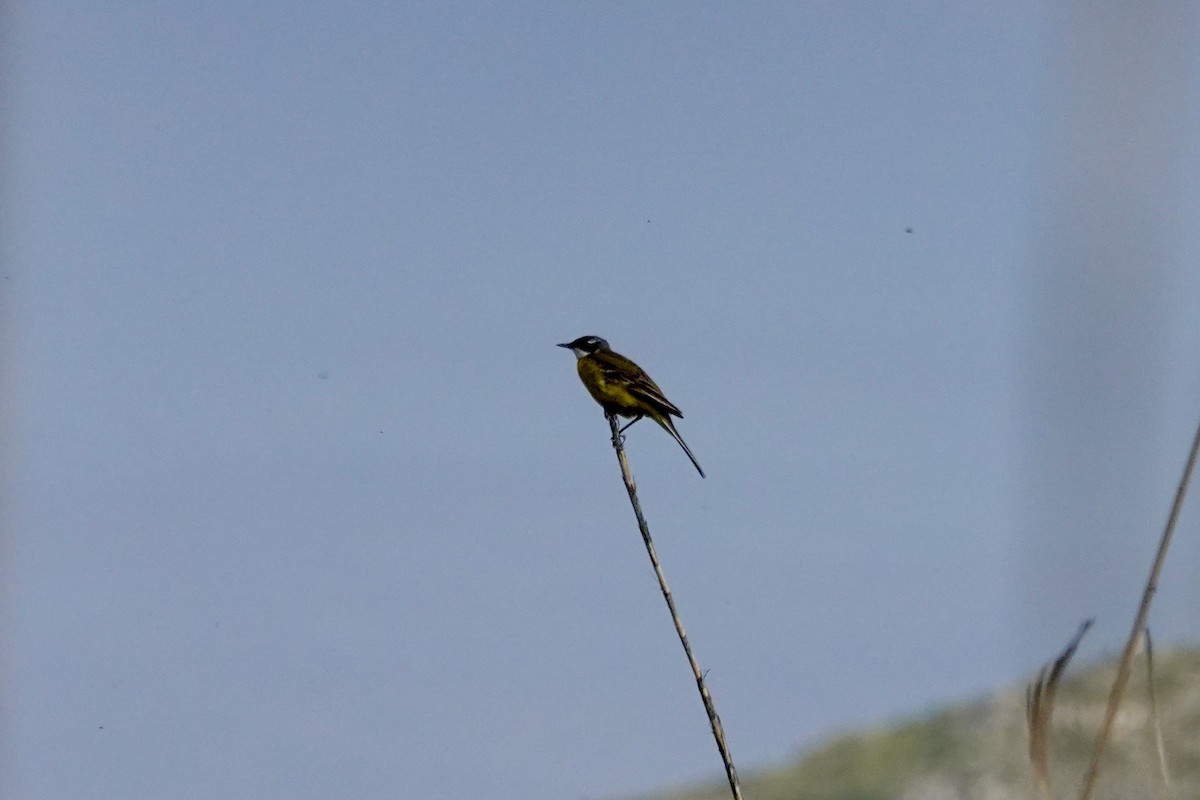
left=1144, top=629, right=1174, bottom=793
left=1026, top=618, right=1093, bottom=800
left=1077, top=417, right=1200, bottom=800
left=605, top=413, right=743, bottom=800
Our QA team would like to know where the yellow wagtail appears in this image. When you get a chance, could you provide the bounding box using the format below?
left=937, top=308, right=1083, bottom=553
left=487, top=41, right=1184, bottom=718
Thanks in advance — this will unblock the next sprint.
left=558, top=335, right=704, bottom=478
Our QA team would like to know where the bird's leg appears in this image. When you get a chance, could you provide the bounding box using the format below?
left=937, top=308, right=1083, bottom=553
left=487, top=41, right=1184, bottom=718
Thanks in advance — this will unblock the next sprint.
left=617, top=415, right=644, bottom=435
left=605, top=412, right=623, bottom=447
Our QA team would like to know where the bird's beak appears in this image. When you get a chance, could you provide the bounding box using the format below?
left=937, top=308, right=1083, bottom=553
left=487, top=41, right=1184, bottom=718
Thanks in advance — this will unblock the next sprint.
left=556, top=342, right=571, bottom=349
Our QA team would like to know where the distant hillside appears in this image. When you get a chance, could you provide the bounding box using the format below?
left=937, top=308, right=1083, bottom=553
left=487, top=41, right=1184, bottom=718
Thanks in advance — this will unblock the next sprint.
left=633, top=648, right=1200, bottom=800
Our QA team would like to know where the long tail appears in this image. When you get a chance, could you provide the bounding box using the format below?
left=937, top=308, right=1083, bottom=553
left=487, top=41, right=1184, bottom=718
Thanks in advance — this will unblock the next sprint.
left=656, top=416, right=705, bottom=478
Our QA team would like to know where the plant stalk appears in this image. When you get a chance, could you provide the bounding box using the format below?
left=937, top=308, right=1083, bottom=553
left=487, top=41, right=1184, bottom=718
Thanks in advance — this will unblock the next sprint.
left=606, top=413, right=742, bottom=800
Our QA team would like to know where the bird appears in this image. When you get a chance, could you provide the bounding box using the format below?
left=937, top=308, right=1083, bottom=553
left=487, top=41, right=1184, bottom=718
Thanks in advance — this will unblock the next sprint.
left=557, top=335, right=704, bottom=478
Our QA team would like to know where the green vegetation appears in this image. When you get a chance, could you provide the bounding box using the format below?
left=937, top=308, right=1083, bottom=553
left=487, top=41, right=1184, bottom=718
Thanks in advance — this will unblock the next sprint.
left=636, top=648, right=1200, bottom=800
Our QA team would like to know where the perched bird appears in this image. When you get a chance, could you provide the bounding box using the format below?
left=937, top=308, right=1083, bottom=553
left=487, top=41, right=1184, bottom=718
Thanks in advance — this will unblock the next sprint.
left=557, top=335, right=704, bottom=478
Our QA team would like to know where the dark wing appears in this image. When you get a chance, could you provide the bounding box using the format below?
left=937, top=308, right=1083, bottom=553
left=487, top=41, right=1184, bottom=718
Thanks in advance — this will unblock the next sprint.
left=598, top=350, right=684, bottom=418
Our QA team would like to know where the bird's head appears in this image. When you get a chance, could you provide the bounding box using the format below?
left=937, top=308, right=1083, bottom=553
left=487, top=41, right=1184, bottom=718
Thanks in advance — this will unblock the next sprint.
left=557, top=335, right=610, bottom=358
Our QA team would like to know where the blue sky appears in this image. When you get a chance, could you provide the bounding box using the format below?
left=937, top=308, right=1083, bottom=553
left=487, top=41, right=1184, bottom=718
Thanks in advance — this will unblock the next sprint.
left=5, top=4, right=1200, bottom=799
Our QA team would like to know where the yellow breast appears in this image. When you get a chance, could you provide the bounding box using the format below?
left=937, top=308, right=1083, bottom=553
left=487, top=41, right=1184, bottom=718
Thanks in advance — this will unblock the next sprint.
left=577, top=357, right=641, bottom=417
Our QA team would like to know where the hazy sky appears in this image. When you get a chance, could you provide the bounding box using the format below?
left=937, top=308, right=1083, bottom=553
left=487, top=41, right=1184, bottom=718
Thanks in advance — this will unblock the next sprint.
left=5, top=4, right=1200, bottom=799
